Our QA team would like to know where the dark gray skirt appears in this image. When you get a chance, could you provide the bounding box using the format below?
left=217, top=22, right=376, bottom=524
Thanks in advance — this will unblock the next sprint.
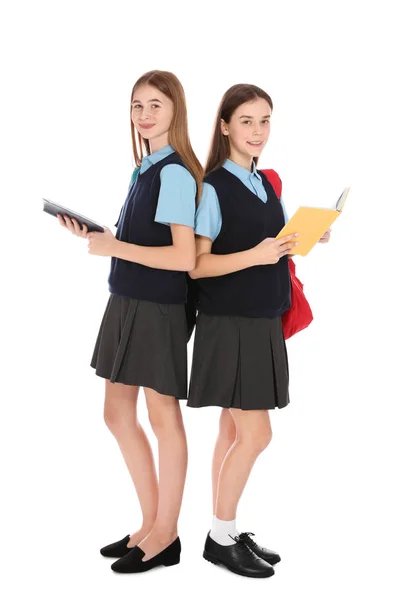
left=90, top=294, right=188, bottom=398
left=187, top=312, right=290, bottom=410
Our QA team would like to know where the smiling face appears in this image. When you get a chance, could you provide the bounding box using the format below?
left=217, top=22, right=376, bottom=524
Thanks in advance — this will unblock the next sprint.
left=131, top=84, right=174, bottom=151
left=221, top=97, right=272, bottom=168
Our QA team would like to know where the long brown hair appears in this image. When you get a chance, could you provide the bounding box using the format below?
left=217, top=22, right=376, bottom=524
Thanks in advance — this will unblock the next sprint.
left=205, top=84, right=273, bottom=176
left=130, top=70, right=203, bottom=201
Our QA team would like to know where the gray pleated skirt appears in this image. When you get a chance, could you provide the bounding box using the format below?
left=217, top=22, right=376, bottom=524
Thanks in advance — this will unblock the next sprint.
left=90, top=294, right=188, bottom=398
left=187, top=312, right=290, bottom=410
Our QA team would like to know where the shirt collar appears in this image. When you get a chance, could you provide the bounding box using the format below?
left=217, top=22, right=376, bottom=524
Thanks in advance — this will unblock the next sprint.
left=141, top=144, right=174, bottom=169
left=223, top=158, right=262, bottom=183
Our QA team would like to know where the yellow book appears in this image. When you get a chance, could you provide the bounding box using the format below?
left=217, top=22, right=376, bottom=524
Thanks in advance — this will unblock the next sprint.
left=276, top=187, right=351, bottom=256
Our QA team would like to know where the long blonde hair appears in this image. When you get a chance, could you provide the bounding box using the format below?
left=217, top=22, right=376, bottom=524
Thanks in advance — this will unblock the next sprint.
left=130, top=70, right=203, bottom=201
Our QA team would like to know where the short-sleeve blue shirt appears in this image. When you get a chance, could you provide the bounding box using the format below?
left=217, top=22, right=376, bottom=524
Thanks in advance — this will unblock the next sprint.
left=128, top=144, right=196, bottom=228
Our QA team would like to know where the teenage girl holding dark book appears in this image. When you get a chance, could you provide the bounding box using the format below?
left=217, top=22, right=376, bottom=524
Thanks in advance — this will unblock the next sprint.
left=58, top=70, right=202, bottom=574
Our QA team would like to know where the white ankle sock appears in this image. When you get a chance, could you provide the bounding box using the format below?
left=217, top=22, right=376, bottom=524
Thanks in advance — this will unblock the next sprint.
left=210, top=516, right=239, bottom=546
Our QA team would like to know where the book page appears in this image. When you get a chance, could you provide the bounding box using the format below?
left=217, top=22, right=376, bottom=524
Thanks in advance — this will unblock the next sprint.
left=335, top=187, right=351, bottom=211
left=299, top=187, right=351, bottom=211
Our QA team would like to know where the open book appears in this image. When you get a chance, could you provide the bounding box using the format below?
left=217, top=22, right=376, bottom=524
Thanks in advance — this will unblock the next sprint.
left=276, top=187, right=350, bottom=256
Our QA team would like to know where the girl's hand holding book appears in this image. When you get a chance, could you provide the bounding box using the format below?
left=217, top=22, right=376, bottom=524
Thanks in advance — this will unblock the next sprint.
left=87, top=227, right=119, bottom=257
left=57, top=214, right=89, bottom=238
left=58, top=213, right=119, bottom=257
left=253, top=233, right=299, bottom=265
left=318, top=228, right=331, bottom=243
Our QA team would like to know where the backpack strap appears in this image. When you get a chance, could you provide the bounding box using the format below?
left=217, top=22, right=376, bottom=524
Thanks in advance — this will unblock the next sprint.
left=261, top=168, right=295, bottom=268
left=260, top=169, right=282, bottom=200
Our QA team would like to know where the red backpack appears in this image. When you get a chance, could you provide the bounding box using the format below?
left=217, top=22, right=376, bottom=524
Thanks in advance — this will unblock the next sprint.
left=261, top=169, right=314, bottom=340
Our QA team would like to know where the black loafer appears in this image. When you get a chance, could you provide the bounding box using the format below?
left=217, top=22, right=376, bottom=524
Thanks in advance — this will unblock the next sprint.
left=203, top=533, right=274, bottom=578
left=238, top=532, right=281, bottom=565
left=111, top=537, right=181, bottom=573
left=100, top=535, right=132, bottom=558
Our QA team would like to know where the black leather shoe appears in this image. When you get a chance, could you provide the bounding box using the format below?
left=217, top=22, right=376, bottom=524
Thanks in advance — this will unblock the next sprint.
left=100, top=535, right=132, bottom=558
left=111, top=537, right=181, bottom=573
left=238, top=532, right=281, bottom=565
left=203, top=533, right=274, bottom=578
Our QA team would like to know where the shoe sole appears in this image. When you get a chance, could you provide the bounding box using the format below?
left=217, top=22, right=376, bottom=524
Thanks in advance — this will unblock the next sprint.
left=203, top=551, right=274, bottom=578
left=100, top=552, right=130, bottom=558
left=111, top=557, right=180, bottom=573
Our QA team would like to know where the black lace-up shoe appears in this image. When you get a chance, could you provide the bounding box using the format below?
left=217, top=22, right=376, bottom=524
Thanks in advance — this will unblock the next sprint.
left=203, top=532, right=274, bottom=578
left=238, top=532, right=281, bottom=565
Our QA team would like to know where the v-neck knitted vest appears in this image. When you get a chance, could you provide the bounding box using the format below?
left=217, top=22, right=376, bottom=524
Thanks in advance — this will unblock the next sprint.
left=195, top=168, right=291, bottom=317
left=108, top=152, right=188, bottom=303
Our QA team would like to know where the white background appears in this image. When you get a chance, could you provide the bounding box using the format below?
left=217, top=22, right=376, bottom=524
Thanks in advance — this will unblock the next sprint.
left=1, top=0, right=399, bottom=598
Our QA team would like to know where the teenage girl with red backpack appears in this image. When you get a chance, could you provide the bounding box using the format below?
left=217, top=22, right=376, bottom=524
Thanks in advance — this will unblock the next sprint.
left=187, top=83, right=330, bottom=578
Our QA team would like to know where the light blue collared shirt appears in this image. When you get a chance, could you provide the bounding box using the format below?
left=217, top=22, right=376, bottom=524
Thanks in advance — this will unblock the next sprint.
left=195, top=159, right=289, bottom=241
left=127, top=144, right=196, bottom=228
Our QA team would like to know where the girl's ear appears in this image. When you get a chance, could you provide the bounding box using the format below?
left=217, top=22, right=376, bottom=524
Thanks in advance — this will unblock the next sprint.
left=220, top=119, right=229, bottom=136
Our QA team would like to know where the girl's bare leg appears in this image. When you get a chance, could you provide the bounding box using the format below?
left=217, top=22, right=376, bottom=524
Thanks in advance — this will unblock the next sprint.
left=212, top=408, right=236, bottom=513
left=138, top=387, right=188, bottom=561
left=104, top=380, right=158, bottom=547
left=215, top=408, right=272, bottom=521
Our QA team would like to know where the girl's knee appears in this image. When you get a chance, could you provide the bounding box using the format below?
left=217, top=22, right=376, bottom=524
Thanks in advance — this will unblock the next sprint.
left=103, top=404, right=119, bottom=431
left=103, top=404, right=135, bottom=433
left=219, top=409, right=236, bottom=443
left=240, top=423, right=272, bottom=455
left=147, top=405, right=163, bottom=433
left=103, top=386, right=138, bottom=433
left=257, top=426, right=272, bottom=452
left=147, top=401, right=183, bottom=438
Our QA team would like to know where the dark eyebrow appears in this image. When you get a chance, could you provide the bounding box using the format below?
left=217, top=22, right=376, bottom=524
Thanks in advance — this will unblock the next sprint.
left=132, top=98, right=163, bottom=104
left=239, top=114, right=271, bottom=119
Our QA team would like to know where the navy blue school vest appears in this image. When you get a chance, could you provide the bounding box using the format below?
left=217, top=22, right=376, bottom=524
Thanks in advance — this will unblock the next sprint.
left=195, top=168, right=291, bottom=318
left=108, top=152, right=189, bottom=303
